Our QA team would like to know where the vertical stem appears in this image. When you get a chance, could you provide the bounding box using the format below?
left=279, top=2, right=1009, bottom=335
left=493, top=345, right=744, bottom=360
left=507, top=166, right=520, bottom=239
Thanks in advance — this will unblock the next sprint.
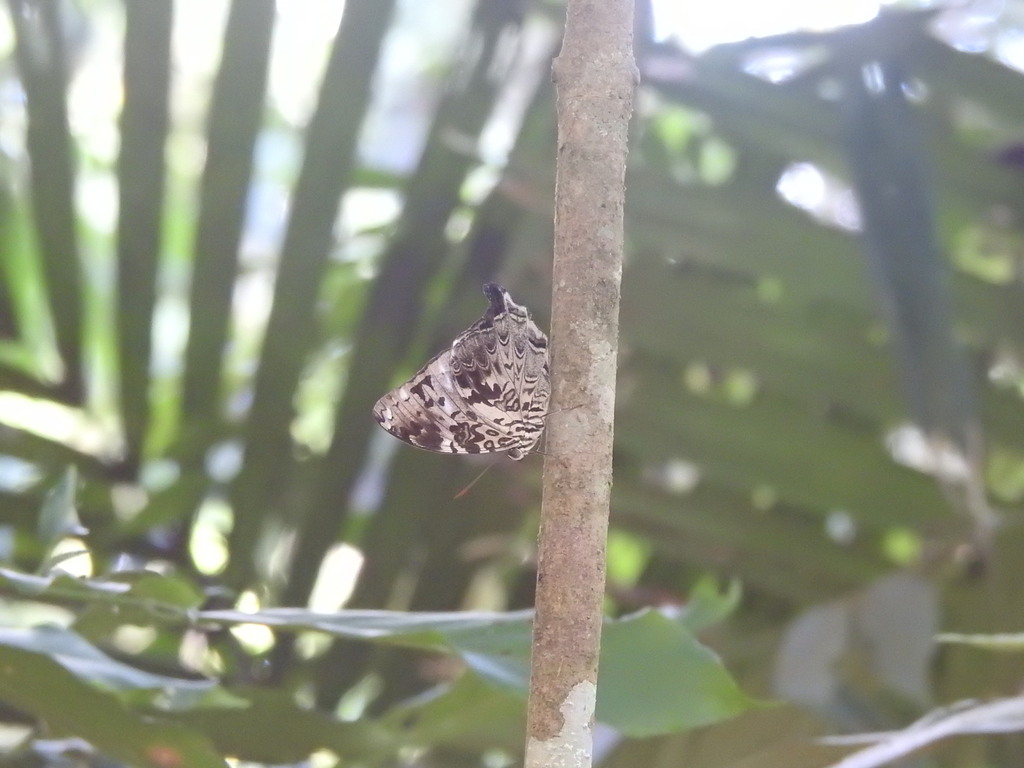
left=118, top=1, right=173, bottom=473
left=524, top=1, right=636, bottom=766
left=7, top=0, right=84, bottom=402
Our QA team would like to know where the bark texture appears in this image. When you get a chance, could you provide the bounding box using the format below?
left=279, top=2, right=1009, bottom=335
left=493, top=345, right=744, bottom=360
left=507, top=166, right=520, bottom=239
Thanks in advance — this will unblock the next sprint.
left=525, top=1, right=636, bottom=765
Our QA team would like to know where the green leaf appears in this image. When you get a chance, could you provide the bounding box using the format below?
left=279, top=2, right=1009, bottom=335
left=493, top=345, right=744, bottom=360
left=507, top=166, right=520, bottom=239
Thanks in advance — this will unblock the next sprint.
left=0, top=566, right=130, bottom=600
left=0, top=625, right=213, bottom=693
left=200, top=606, right=758, bottom=735
left=75, top=570, right=207, bottom=637
left=597, top=609, right=765, bottom=736
left=0, top=630, right=225, bottom=767
left=172, top=687, right=393, bottom=764
left=383, top=672, right=525, bottom=754
left=680, top=577, right=742, bottom=633
left=0, top=567, right=194, bottom=625
left=199, top=606, right=535, bottom=651
left=37, top=466, right=83, bottom=553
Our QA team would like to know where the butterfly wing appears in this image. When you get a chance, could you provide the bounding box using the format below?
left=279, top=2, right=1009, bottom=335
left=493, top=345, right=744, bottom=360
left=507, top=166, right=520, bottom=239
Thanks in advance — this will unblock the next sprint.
left=482, top=290, right=550, bottom=458
left=372, top=348, right=478, bottom=455
left=372, top=284, right=550, bottom=460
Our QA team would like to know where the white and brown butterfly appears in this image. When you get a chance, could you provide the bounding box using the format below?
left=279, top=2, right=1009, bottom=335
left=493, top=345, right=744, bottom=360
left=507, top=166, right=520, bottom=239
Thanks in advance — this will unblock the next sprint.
left=373, top=283, right=550, bottom=460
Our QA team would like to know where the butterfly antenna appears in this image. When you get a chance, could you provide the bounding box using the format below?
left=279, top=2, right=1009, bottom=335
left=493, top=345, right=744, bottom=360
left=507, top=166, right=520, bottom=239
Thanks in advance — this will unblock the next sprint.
left=531, top=404, right=580, bottom=458
left=454, top=462, right=496, bottom=499
left=541, top=403, right=582, bottom=421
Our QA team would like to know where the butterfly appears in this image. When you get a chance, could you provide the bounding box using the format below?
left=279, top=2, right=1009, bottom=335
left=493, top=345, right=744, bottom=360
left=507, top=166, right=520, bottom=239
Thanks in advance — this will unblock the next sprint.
left=373, top=283, right=550, bottom=460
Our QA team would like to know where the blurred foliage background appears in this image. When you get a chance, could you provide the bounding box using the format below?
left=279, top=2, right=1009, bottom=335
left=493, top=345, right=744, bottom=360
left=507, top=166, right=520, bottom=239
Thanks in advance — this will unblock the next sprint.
left=3, top=0, right=1024, bottom=766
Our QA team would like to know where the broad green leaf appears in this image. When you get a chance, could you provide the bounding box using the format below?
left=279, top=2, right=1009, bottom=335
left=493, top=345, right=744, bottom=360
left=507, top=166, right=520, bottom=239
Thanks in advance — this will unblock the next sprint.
left=199, top=606, right=535, bottom=650
left=597, top=610, right=764, bottom=736
left=0, top=567, right=131, bottom=600
left=0, top=625, right=213, bottom=693
left=0, top=567, right=195, bottom=624
left=383, top=672, right=525, bottom=754
left=200, top=606, right=757, bottom=735
left=172, top=687, right=393, bottom=764
left=75, top=570, right=206, bottom=633
left=0, top=634, right=225, bottom=767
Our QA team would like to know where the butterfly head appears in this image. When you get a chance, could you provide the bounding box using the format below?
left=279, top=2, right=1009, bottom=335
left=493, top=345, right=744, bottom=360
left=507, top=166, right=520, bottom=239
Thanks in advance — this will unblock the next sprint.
left=482, top=282, right=529, bottom=323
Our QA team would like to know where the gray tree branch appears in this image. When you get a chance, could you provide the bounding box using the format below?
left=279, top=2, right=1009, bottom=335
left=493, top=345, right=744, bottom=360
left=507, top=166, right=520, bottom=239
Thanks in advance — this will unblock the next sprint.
left=524, top=1, right=637, bottom=766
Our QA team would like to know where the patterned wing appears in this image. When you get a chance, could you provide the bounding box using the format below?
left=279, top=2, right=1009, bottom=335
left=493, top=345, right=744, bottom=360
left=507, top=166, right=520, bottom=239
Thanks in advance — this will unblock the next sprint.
left=471, top=283, right=550, bottom=458
left=372, top=283, right=550, bottom=460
